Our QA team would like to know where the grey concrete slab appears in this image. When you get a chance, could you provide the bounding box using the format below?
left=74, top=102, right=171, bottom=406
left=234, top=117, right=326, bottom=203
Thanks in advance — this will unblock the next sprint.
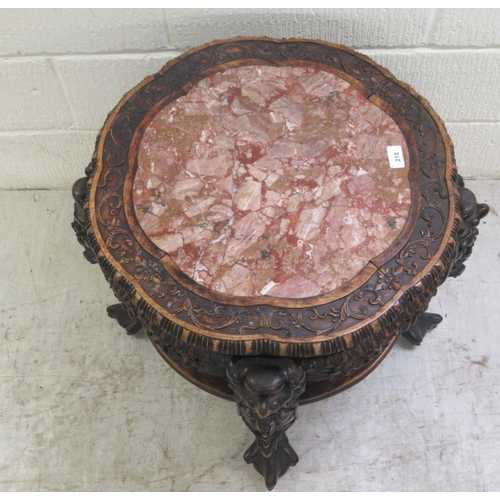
left=0, top=181, right=498, bottom=491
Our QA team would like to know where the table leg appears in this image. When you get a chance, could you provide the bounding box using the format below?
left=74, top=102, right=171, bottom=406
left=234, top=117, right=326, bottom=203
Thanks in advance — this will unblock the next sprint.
left=450, top=174, right=489, bottom=278
left=106, top=303, right=142, bottom=335
left=401, top=312, right=443, bottom=346
left=227, top=357, right=306, bottom=490
left=71, top=175, right=97, bottom=265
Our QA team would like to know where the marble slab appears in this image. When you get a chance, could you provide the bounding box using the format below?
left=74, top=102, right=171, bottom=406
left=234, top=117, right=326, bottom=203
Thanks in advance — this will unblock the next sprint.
left=133, top=65, right=411, bottom=298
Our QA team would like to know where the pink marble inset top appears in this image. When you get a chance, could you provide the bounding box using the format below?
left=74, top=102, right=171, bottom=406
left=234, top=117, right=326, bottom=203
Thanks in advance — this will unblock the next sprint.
left=133, top=65, right=411, bottom=299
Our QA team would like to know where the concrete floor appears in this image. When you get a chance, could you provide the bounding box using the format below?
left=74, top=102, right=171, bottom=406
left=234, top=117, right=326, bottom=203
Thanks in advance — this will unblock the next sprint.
left=0, top=179, right=499, bottom=491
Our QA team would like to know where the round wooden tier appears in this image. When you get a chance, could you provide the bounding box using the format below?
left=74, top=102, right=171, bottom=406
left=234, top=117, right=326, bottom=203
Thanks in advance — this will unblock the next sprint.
left=72, top=38, right=488, bottom=490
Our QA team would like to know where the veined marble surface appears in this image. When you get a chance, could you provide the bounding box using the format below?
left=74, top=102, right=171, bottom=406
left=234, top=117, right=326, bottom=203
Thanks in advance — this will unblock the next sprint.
left=134, top=65, right=411, bottom=298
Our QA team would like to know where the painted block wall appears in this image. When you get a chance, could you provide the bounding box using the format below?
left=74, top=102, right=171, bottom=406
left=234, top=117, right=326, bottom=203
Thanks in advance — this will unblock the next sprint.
left=0, top=8, right=499, bottom=189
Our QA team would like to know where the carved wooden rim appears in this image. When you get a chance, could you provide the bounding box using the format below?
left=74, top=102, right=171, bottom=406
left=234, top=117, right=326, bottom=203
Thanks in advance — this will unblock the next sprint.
left=86, top=37, right=460, bottom=355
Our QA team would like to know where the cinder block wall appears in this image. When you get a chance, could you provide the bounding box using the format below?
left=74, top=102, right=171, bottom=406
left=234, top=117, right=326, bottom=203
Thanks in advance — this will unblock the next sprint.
left=1, top=8, right=499, bottom=189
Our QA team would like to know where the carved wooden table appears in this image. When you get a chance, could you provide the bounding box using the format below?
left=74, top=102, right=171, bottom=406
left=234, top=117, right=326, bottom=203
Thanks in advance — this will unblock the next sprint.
left=72, top=38, right=489, bottom=490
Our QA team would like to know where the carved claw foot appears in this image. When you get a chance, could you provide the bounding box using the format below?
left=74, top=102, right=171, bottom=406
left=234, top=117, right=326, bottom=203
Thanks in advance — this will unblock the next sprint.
left=106, top=303, right=142, bottom=335
left=227, top=357, right=306, bottom=490
left=244, top=434, right=299, bottom=491
left=402, top=312, right=443, bottom=346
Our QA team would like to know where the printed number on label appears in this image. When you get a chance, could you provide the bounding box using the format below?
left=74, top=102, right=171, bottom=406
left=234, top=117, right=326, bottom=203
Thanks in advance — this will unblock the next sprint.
left=387, top=146, right=405, bottom=169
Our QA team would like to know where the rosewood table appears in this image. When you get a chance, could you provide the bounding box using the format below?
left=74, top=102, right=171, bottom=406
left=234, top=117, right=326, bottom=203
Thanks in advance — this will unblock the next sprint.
left=72, top=38, right=489, bottom=490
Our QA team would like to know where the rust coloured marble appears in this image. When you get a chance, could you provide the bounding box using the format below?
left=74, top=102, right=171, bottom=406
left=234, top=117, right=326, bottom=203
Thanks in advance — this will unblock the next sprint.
left=133, top=64, right=411, bottom=299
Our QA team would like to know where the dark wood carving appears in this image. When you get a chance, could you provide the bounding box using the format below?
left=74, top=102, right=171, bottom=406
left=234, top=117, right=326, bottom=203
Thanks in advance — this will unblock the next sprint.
left=71, top=172, right=97, bottom=265
left=401, top=312, right=443, bottom=346
left=449, top=174, right=490, bottom=278
left=70, top=37, right=490, bottom=489
left=106, top=303, right=142, bottom=335
left=227, top=357, right=306, bottom=490
left=85, top=38, right=460, bottom=358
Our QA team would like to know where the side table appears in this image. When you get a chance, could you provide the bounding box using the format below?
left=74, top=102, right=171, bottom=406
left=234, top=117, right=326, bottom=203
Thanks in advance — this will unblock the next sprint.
left=72, top=37, right=489, bottom=490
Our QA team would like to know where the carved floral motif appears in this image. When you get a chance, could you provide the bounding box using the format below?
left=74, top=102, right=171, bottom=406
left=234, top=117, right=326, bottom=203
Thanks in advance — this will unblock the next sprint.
left=375, top=267, right=402, bottom=291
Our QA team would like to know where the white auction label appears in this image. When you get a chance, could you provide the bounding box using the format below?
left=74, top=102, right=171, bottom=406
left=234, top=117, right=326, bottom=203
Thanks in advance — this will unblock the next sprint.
left=387, top=145, right=405, bottom=169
